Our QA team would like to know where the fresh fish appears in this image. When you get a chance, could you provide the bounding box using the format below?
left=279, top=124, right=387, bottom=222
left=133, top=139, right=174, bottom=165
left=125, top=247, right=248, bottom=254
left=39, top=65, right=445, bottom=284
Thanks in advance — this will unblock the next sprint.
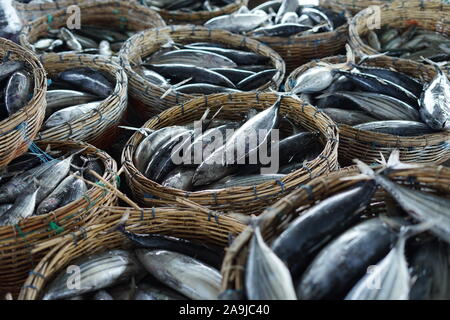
left=175, top=83, right=240, bottom=94
left=419, top=61, right=450, bottom=130
left=367, top=31, right=381, bottom=51
left=276, top=132, right=321, bottom=166
left=44, top=101, right=102, bottom=128
left=146, top=49, right=237, bottom=69
left=0, top=187, right=38, bottom=226
left=246, top=226, right=297, bottom=300
left=409, top=240, right=450, bottom=300
left=136, top=249, right=222, bottom=300
left=251, top=23, right=311, bottom=37
left=36, top=172, right=87, bottom=215
left=204, top=13, right=270, bottom=33
left=271, top=180, right=378, bottom=279
left=134, top=126, right=188, bottom=173
left=119, top=227, right=224, bottom=269
left=380, top=28, right=399, bottom=45
left=46, top=90, right=98, bottom=116
left=58, top=68, right=113, bottom=98
left=139, top=69, right=169, bottom=87
left=345, top=225, right=427, bottom=300
left=297, top=218, right=397, bottom=300
left=275, top=0, right=299, bottom=24
left=184, top=45, right=269, bottom=66
left=0, top=61, right=24, bottom=81
left=201, top=174, right=286, bottom=190
left=5, top=71, right=31, bottom=115
left=43, top=250, right=143, bottom=300
left=318, top=91, right=420, bottom=121
left=292, top=66, right=336, bottom=94
left=354, top=120, right=437, bottom=136
left=322, top=108, right=377, bottom=126
left=210, top=68, right=256, bottom=84
left=161, top=167, right=196, bottom=191
left=136, top=281, right=187, bottom=300
left=144, top=64, right=236, bottom=88
left=192, top=96, right=282, bottom=187
left=58, top=27, right=82, bottom=52
left=0, top=203, right=13, bottom=217
left=99, top=40, right=113, bottom=56
left=237, top=69, right=277, bottom=90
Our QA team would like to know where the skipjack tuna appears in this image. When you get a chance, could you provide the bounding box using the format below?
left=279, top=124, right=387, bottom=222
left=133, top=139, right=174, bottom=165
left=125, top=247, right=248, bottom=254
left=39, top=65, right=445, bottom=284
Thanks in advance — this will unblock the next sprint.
left=289, top=47, right=450, bottom=133
left=43, top=67, right=114, bottom=129
left=42, top=228, right=225, bottom=300
left=0, top=55, right=33, bottom=120
left=141, top=0, right=235, bottom=12
left=238, top=151, right=450, bottom=300
left=363, top=25, right=450, bottom=68
left=204, top=0, right=347, bottom=38
left=0, top=150, right=103, bottom=226
left=133, top=96, right=323, bottom=191
left=138, top=40, right=277, bottom=95
left=30, top=25, right=136, bottom=56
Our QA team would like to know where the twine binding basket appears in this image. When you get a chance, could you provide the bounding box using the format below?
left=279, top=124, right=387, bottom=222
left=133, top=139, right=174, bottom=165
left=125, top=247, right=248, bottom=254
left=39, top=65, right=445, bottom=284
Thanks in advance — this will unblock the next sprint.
left=332, top=0, right=393, bottom=14
left=35, top=53, right=128, bottom=150
left=118, top=25, right=286, bottom=120
left=0, top=140, right=118, bottom=297
left=0, top=38, right=47, bottom=169
left=285, top=55, right=450, bottom=166
left=221, top=164, right=450, bottom=294
left=19, top=0, right=166, bottom=54
left=122, top=92, right=339, bottom=214
left=349, top=0, right=450, bottom=59
left=18, top=205, right=246, bottom=300
left=139, top=0, right=248, bottom=25
left=247, top=0, right=352, bottom=74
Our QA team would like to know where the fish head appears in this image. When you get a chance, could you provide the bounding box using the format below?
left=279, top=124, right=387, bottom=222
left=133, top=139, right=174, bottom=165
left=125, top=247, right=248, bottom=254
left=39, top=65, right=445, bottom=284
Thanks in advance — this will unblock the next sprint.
left=420, top=105, right=449, bottom=130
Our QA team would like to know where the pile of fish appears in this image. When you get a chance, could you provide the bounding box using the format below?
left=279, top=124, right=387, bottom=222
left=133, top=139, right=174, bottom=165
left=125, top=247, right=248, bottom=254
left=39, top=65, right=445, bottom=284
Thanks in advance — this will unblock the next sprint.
left=43, top=67, right=114, bottom=129
left=138, top=40, right=276, bottom=94
left=0, top=150, right=103, bottom=226
left=0, top=0, right=22, bottom=42
left=204, top=0, right=347, bottom=38
left=141, top=0, right=234, bottom=12
left=133, top=96, right=323, bottom=191
left=0, top=57, right=33, bottom=121
left=244, top=153, right=450, bottom=300
left=363, top=25, right=450, bottom=65
left=290, top=50, right=450, bottom=134
left=42, top=228, right=224, bottom=300
left=30, top=25, right=135, bottom=56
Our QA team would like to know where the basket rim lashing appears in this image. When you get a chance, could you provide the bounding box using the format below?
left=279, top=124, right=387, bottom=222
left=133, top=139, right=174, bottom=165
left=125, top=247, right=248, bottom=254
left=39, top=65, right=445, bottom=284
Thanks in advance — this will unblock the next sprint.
left=121, top=92, right=339, bottom=214
left=18, top=205, right=247, bottom=300
left=118, top=25, right=286, bottom=119
left=138, top=0, right=248, bottom=25
left=245, top=0, right=352, bottom=74
left=35, top=53, right=128, bottom=149
left=331, top=0, right=391, bottom=14
left=348, top=0, right=450, bottom=58
left=0, top=140, right=118, bottom=297
left=0, top=37, right=47, bottom=169
left=13, top=0, right=89, bottom=22
left=19, top=0, right=166, bottom=53
left=285, top=54, right=450, bottom=165
left=221, top=164, right=450, bottom=292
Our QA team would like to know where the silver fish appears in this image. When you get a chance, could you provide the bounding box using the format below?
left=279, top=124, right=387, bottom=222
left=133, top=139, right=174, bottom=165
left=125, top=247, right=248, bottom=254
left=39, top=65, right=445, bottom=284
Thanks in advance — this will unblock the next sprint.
left=136, top=249, right=222, bottom=300
left=0, top=61, right=24, bottom=81
left=0, top=187, right=38, bottom=226
left=246, top=226, right=297, bottom=300
left=135, top=282, right=187, bottom=300
left=5, top=71, right=31, bottom=115
left=161, top=167, right=196, bottom=191
left=202, top=174, right=286, bottom=190
left=204, top=13, right=270, bottom=33
left=93, top=290, right=114, bottom=300
left=43, top=250, right=143, bottom=300
left=292, top=66, right=335, bottom=94
left=275, top=0, right=299, bottom=24
left=322, top=108, right=377, bottom=126
left=46, top=90, right=98, bottom=116
left=44, top=101, right=102, bottom=128
left=419, top=60, right=450, bottom=130
left=147, top=49, right=237, bottom=69
left=59, top=27, right=82, bottom=52
left=354, top=120, right=437, bottom=136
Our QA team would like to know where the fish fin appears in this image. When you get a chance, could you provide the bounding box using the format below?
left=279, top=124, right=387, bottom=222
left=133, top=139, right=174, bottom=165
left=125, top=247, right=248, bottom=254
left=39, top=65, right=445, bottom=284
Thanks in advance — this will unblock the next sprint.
left=384, top=149, right=422, bottom=170
left=118, top=126, right=153, bottom=136
left=399, top=221, right=434, bottom=240
left=339, top=173, right=373, bottom=182
left=358, top=51, right=390, bottom=65
left=354, top=159, right=375, bottom=177
left=421, top=57, right=445, bottom=74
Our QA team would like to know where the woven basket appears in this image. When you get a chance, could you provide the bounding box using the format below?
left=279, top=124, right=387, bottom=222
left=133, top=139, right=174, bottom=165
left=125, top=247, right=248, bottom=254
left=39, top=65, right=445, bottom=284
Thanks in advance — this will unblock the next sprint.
left=247, top=0, right=352, bottom=74
left=18, top=205, right=246, bottom=300
left=122, top=92, right=339, bottom=214
left=0, top=38, right=47, bottom=169
left=0, top=140, right=118, bottom=297
left=13, top=0, right=89, bottom=22
left=285, top=55, right=450, bottom=166
left=332, top=0, right=393, bottom=14
left=19, top=0, right=166, bottom=53
left=138, top=0, right=248, bottom=25
left=221, top=164, right=450, bottom=293
left=35, top=53, right=128, bottom=150
left=118, top=25, right=286, bottom=119
left=349, top=0, right=450, bottom=58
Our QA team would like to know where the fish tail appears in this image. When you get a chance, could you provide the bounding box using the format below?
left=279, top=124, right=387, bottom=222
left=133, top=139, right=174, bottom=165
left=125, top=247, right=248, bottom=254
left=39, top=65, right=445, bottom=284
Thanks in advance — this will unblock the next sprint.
left=422, top=58, right=445, bottom=75
left=354, top=159, right=375, bottom=177
left=399, top=221, right=434, bottom=240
